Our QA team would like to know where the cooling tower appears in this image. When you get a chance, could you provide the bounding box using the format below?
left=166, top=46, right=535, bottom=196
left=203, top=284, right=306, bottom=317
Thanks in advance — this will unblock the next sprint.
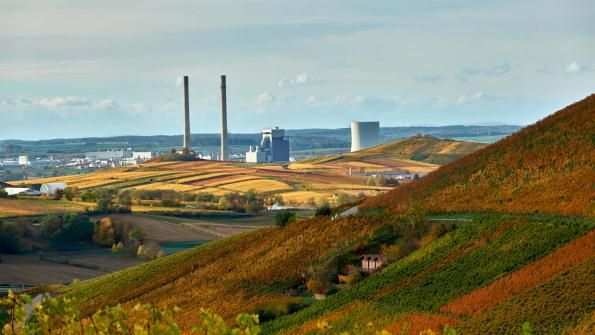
left=220, top=75, right=229, bottom=161
left=350, top=121, right=380, bottom=152
left=183, top=76, right=191, bottom=151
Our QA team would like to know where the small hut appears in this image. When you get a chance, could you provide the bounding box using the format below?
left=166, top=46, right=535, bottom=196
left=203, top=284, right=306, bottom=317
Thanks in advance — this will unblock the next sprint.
left=359, top=254, right=386, bottom=273
left=40, top=182, right=67, bottom=196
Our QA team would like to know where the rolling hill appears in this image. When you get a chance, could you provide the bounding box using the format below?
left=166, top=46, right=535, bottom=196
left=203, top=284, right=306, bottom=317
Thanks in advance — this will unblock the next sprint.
left=61, top=95, right=594, bottom=334
left=291, top=136, right=486, bottom=171
left=363, top=94, right=595, bottom=216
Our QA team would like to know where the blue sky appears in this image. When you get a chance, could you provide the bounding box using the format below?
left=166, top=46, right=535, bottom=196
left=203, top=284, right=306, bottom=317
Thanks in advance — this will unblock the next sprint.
left=1, top=0, right=593, bottom=140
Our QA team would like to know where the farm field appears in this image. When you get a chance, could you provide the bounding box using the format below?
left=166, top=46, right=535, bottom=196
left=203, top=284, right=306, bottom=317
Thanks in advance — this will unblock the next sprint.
left=0, top=213, right=273, bottom=287
left=6, top=137, right=486, bottom=218
left=0, top=198, right=88, bottom=218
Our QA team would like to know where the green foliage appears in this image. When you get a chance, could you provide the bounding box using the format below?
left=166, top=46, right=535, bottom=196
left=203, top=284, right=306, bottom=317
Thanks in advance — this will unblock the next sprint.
left=0, top=221, right=21, bottom=253
left=275, top=211, right=295, bottom=228
left=63, top=187, right=78, bottom=201
left=40, top=214, right=94, bottom=248
left=315, top=204, right=332, bottom=217
left=128, top=225, right=145, bottom=241
left=0, top=188, right=9, bottom=198
left=51, top=189, right=64, bottom=200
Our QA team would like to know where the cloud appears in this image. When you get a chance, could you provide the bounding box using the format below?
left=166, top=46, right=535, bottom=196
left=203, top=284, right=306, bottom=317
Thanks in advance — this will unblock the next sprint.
left=256, top=91, right=280, bottom=104
left=457, top=91, right=484, bottom=104
left=38, top=96, right=90, bottom=108
left=277, top=73, right=324, bottom=87
left=565, top=61, right=589, bottom=75
left=414, top=74, right=444, bottom=84
left=96, top=99, right=119, bottom=110
left=459, top=62, right=511, bottom=80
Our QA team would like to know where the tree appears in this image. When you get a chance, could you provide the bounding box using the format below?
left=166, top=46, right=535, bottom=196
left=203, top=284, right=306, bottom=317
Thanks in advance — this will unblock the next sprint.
left=53, top=188, right=64, bottom=200
left=275, top=211, right=295, bottom=228
left=0, top=221, right=21, bottom=253
left=128, top=225, right=145, bottom=242
left=315, top=204, right=331, bottom=216
left=95, top=189, right=114, bottom=212
left=137, top=241, right=165, bottom=260
left=217, top=197, right=232, bottom=211
left=63, top=187, right=78, bottom=201
left=0, top=188, right=8, bottom=198
left=335, top=193, right=350, bottom=206
left=117, top=190, right=133, bottom=207
left=41, top=214, right=94, bottom=248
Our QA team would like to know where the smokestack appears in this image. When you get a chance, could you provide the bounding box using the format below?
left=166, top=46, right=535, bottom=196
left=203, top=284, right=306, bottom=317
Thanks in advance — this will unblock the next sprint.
left=220, top=75, right=229, bottom=161
left=183, top=76, right=191, bottom=151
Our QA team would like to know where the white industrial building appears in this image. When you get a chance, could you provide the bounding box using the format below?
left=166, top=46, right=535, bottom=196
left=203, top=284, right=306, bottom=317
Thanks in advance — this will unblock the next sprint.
left=132, top=152, right=156, bottom=160
left=350, top=121, right=380, bottom=152
left=246, top=127, right=290, bottom=163
left=85, top=150, right=133, bottom=161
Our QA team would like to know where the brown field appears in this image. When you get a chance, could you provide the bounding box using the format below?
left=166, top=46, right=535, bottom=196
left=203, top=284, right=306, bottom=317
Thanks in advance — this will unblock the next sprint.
left=0, top=254, right=110, bottom=286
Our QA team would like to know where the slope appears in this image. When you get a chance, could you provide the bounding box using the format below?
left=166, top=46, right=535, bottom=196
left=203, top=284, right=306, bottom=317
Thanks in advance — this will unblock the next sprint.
left=61, top=95, right=595, bottom=334
left=363, top=94, right=595, bottom=216
left=294, top=136, right=486, bottom=168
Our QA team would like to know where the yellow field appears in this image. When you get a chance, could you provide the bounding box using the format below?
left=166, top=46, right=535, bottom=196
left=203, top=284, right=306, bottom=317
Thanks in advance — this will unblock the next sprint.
left=130, top=182, right=202, bottom=192
left=219, top=179, right=294, bottom=193
left=0, top=198, right=88, bottom=218
left=305, top=183, right=393, bottom=191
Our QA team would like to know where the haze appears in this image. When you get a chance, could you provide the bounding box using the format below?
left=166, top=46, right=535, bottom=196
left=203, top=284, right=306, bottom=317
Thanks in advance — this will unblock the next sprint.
left=1, top=0, right=594, bottom=139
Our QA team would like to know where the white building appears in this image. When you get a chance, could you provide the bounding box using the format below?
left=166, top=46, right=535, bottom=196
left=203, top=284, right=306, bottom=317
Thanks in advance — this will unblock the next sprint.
left=4, top=187, right=42, bottom=196
left=18, top=155, right=29, bottom=166
left=132, top=152, right=156, bottom=160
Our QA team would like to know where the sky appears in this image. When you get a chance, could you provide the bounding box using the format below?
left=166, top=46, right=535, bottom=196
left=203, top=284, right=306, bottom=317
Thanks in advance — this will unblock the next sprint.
left=1, top=0, right=593, bottom=140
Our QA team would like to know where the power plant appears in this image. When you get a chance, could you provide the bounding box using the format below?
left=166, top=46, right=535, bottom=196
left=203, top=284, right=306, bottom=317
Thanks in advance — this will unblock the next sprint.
left=350, top=121, right=380, bottom=152
left=220, top=75, right=229, bottom=161
left=246, top=126, right=290, bottom=163
left=182, top=76, right=192, bottom=152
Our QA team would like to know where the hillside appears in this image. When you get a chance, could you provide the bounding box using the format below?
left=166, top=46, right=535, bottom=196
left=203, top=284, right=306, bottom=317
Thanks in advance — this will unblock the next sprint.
left=290, top=136, right=486, bottom=173
left=363, top=94, right=595, bottom=216
left=61, top=95, right=594, bottom=334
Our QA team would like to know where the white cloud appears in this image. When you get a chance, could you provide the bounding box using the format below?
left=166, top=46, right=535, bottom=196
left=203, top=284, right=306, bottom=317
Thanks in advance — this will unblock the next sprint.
left=457, top=91, right=484, bottom=104
left=38, top=96, right=90, bottom=108
left=96, top=99, right=119, bottom=110
left=277, top=73, right=323, bottom=87
left=256, top=91, right=279, bottom=104
left=564, top=61, right=589, bottom=75
left=459, top=62, right=512, bottom=80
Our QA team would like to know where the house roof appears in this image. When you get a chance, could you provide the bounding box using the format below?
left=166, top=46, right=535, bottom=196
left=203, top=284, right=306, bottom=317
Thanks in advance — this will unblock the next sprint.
left=0, top=181, right=14, bottom=188
left=359, top=254, right=386, bottom=261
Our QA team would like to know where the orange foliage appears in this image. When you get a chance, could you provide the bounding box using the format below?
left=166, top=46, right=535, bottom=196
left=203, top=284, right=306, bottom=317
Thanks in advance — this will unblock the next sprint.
left=441, top=230, right=595, bottom=316
left=362, top=94, right=595, bottom=216
left=385, top=312, right=461, bottom=335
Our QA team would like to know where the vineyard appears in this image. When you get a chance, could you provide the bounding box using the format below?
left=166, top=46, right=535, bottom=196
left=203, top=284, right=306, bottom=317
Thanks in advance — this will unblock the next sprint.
left=3, top=97, right=594, bottom=334
left=362, top=94, right=595, bottom=216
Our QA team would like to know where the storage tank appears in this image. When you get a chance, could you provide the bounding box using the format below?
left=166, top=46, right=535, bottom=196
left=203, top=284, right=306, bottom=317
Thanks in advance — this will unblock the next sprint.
left=350, top=121, right=380, bottom=152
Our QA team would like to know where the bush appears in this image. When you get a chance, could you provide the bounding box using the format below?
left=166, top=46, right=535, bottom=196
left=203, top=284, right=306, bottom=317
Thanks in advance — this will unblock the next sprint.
left=52, top=189, right=64, bottom=200
left=63, top=187, right=78, bottom=201
left=0, top=188, right=9, bottom=198
left=0, top=221, right=21, bottom=253
left=93, top=217, right=133, bottom=247
left=137, top=241, right=165, bottom=260
left=275, top=211, right=296, bottom=228
left=315, top=204, right=332, bottom=217
left=40, top=214, right=94, bottom=248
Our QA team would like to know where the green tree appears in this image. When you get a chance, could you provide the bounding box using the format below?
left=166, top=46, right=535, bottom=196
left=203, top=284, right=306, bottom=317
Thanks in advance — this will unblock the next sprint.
left=0, top=188, right=8, bottom=198
left=128, top=225, right=145, bottom=242
left=275, top=211, right=295, bottom=228
left=0, top=221, right=21, bottom=253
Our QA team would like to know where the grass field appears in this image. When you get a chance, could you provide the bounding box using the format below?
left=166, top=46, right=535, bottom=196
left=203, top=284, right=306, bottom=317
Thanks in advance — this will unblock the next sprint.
left=0, top=198, right=88, bottom=218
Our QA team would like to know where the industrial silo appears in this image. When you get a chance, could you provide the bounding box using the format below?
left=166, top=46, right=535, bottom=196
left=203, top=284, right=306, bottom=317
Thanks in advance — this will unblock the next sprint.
left=350, top=121, right=380, bottom=152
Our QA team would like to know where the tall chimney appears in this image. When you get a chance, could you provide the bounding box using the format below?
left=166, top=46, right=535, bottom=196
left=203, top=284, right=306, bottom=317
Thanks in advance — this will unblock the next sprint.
left=183, top=76, right=191, bottom=151
left=220, top=75, right=229, bottom=161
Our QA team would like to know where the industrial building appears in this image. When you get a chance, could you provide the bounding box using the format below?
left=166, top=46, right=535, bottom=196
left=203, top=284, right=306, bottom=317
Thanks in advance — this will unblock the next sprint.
left=246, top=127, right=290, bottom=163
left=350, top=121, right=380, bottom=152
left=85, top=150, right=133, bottom=161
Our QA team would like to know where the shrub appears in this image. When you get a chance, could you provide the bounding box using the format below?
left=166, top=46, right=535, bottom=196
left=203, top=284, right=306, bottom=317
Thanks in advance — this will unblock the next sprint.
left=52, top=189, right=64, bottom=200
left=93, top=217, right=132, bottom=247
left=0, top=221, right=21, bottom=253
left=275, top=211, right=296, bottom=228
left=137, top=241, right=165, bottom=260
left=315, top=204, right=332, bottom=217
left=40, top=214, right=94, bottom=248
left=0, top=188, right=9, bottom=198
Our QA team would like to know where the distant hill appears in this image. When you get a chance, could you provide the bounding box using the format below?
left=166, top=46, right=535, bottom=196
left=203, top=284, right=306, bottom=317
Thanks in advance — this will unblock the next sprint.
left=363, top=94, right=595, bottom=216
left=292, top=136, right=486, bottom=175
left=62, top=95, right=594, bottom=334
